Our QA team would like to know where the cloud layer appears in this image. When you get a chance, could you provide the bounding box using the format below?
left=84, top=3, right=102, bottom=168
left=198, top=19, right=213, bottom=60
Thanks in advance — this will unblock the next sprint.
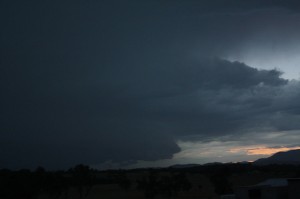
left=1, top=0, right=300, bottom=169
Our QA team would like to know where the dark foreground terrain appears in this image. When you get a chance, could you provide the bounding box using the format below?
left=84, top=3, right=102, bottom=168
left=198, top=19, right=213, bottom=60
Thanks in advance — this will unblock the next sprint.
left=1, top=163, right=300, bottom=199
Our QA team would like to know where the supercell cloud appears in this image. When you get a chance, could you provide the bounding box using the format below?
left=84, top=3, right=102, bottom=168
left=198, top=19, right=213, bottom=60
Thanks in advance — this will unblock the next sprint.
left=1, top=0, right=300, bottom=169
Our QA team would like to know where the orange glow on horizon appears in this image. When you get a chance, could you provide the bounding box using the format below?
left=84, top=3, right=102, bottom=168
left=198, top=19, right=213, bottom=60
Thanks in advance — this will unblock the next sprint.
left=228, top=146, right=300, bottom=156
left=247, top=146, right=300, bottom=155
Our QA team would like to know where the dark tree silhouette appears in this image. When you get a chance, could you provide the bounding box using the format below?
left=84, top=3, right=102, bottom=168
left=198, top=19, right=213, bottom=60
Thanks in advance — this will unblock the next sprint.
left=115, top=172, right=132, bottom=191
left=137, top=171, right=192, bottom=199
left=69, top=164, right=96, bottom=199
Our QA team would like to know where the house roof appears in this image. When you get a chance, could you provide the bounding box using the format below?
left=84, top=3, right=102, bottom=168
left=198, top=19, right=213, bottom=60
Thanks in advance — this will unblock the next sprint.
left=256, top=178, right=288, bottom=187
left=237, top=178, right=300, bottom=189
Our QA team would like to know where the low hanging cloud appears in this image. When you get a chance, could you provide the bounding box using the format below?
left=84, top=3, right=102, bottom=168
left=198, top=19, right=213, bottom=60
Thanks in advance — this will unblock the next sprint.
left=2, top=56, right=300, bottom=169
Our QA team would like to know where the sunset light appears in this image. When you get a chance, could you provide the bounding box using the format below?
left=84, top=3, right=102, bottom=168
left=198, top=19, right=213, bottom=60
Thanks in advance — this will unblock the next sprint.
left=229, top=146, right=300, bottom=156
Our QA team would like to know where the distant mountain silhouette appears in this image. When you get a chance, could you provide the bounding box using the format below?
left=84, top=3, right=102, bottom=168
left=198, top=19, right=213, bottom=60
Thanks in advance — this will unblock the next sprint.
left=254, top=149, right=300, bottom=165
left=203, top=162, right=224, bottom=166
left=169, top=164, right=201, bottom=168
left=169, top=161, right=253, bottom=168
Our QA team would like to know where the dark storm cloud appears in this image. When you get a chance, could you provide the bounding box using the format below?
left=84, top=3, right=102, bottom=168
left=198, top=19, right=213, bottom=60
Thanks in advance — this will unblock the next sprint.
left=1, top=0, right=300, bottom=169
left=137, top=59, right=291, bottom=136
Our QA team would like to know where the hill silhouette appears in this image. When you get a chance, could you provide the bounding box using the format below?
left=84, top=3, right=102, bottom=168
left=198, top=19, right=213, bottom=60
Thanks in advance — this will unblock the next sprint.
left=254, top=149, right=300, bottom=165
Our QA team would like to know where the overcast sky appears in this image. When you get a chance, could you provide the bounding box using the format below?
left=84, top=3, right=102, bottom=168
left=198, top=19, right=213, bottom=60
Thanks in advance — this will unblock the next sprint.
left=1, top=0, right=300, bottom=170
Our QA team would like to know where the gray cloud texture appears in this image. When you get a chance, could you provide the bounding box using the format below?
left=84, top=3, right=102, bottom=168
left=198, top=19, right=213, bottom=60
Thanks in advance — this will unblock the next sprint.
left=1, top=0, right=300, bottom=169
